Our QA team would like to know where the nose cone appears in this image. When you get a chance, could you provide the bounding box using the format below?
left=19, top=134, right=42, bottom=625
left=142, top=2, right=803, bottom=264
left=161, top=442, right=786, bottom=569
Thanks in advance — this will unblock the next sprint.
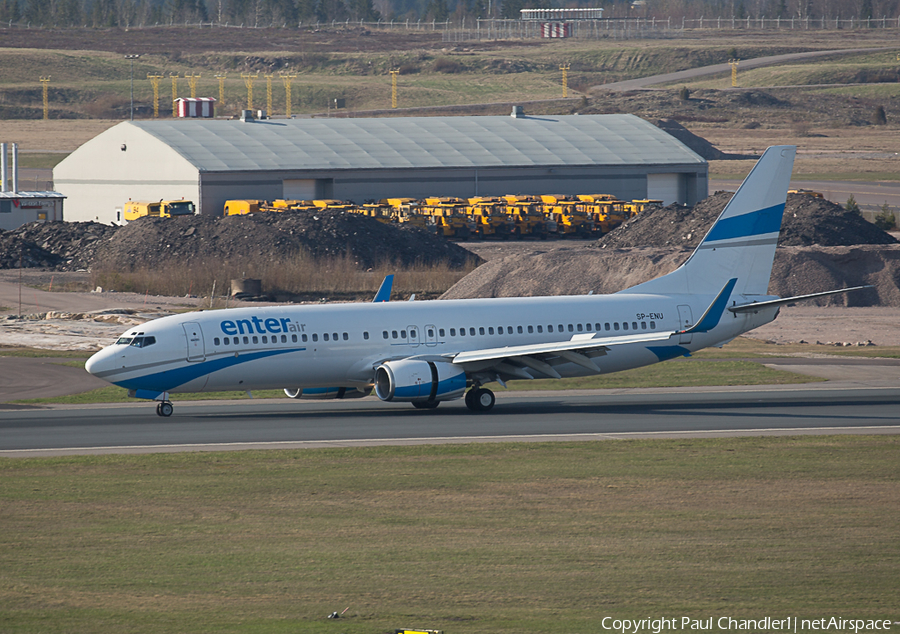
left=85, top=346, right=115, bottom=379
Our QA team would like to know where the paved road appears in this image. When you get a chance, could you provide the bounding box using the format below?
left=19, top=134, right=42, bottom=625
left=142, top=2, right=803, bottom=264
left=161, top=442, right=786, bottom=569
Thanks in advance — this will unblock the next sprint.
left=592, top=47, right=894, bottom=92
left=711, top=179, right=900, bottom=213
left=2, top=385, right=898, bottom=457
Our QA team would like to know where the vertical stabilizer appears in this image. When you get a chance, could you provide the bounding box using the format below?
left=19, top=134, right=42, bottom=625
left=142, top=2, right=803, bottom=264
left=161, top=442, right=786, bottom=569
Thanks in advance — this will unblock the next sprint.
left=620, top=145, right=796, bottom=298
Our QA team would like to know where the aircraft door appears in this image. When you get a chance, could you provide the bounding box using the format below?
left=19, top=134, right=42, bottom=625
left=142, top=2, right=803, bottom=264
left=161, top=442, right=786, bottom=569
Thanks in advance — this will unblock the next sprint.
left=407, top=325, right=420, bottom=348
left=424, top=324, right=437, bottom=347
left=677, top=305, right=693, bottom=344
left=183, top=322, right=206, bottom=362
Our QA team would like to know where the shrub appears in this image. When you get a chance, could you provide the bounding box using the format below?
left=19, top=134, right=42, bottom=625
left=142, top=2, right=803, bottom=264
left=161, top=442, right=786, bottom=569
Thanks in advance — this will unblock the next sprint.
left=874, top=203, right=897, bottom=231
left=678, top=86, right=691, bottom=101
left=845, top=194, right=860, bottom=214
left=873, top=105, right=887, bottom=125
left=433, top=57, right=462, bottom=74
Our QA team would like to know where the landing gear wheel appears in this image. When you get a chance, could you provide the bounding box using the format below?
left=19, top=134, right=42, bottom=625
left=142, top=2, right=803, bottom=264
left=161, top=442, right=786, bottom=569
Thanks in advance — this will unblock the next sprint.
left=157, top=401, right=174, bottom=417
left=465, top=388, right=495, bottom=412
left=412, top=400, right=440, bottom=409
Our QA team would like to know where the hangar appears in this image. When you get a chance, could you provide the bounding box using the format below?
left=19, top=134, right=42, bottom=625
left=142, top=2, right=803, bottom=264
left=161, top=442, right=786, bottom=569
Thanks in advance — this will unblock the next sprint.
left=53, top=111, right=707, bottom=225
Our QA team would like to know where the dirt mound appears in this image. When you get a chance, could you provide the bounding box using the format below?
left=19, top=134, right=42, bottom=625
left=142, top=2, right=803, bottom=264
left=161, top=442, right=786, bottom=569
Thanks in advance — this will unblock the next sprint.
left=598, top=192, right=897, bottom=249
left=442, top=244, right=900, bottom=307
left=12, top=221, right=117, bottom=271
left=91, top=210, right=477, bottom=271
left=0, top=233, right=62, bottom=269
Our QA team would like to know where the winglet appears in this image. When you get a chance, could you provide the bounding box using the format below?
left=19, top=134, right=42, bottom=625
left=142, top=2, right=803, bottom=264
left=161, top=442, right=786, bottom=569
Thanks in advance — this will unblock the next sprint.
left=679, top=278, right=737, bottom=335
left=373, top=275, right=393, bottom=303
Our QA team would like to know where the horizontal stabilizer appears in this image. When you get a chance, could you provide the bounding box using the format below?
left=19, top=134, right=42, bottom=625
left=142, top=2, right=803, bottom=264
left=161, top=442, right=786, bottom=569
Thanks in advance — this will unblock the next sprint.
left=728, top=285, right=873, bottom=313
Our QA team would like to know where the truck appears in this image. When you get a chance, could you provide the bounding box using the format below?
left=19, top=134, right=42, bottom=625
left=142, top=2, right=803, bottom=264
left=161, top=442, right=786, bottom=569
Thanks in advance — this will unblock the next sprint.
left=124, top=199, right=196, bottom=222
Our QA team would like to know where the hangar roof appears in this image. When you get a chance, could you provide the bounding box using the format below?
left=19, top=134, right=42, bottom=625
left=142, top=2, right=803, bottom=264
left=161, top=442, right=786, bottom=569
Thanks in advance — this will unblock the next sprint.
left=127, top=114, right=705, bottom=173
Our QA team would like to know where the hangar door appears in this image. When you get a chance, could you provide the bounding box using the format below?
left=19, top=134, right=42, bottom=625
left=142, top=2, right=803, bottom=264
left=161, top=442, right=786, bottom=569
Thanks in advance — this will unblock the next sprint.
left=283, top=179, right=317, bottom=200
left=647, top=173, right=682, bottom=205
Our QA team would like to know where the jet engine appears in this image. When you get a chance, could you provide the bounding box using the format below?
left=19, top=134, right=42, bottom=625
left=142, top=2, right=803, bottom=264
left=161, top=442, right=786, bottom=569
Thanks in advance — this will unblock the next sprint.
left=374, top=359, right=466, bottom=402
left=283, top=387, right=371, bottom=399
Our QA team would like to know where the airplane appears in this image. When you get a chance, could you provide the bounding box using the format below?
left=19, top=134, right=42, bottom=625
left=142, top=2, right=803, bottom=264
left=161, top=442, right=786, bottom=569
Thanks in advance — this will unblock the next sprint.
left=85, top=145, right=867, bottom=417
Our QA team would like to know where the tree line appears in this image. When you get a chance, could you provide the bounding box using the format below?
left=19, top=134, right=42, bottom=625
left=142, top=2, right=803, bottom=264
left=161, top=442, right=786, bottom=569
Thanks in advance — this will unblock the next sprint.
left=0, top=0, right=896, bottom=28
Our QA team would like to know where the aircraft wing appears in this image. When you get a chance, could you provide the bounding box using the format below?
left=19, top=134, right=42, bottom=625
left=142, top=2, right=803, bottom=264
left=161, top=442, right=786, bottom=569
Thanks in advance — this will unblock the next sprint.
left=448, top=330, right=677, bottom=378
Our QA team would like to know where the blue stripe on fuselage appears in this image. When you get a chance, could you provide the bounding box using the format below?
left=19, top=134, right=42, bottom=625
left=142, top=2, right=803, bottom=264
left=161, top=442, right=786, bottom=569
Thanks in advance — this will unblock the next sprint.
left=113, top=347, right=304, bottom=392
left=703, top=203, right=785, bottom=243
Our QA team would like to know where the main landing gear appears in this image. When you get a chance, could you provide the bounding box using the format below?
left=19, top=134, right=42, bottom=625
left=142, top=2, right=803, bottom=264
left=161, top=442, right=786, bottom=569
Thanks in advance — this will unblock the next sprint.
left=155, top=401, right=174, bottom=417
left=465, top=387, right=495, bottom=412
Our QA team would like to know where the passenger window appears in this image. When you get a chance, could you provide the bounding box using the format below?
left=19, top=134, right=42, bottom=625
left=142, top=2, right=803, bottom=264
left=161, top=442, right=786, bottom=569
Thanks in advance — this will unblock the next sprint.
left=343, top=333, right=348, bottom=341
left=243, top=336, right=249, bottom=344
left=450, top=328, right=456, bottom=336
left=312, top=334, right=318, bottom=342
left=605, top=323, right=611, bottom=331
left=479, top=327, right=485, bottom=335
left=507, top=326, right=513, bottom=333
left=650, top=321, right=656, bottom=329
left=363, top=332, right=369, bottom=340
left=577, top=324, right=583, bottom=332
left=559, top=324, right=564, bottom=332
left=623, top=322, right=629, bottom=331
left=262, top=336, right=268, bottom=343
left=214, top=337, right=220, bottom=345
left=292, top=334, right=298, bottom=343
left=428, top=329, right=434, bottom=338
left=302, top=334, right=308, bottom=342
left=548, top=325, right=553, bottom=333
left=596, top=323, right=602, bottom=331
left=613, top=323, right=619, bottom=331
left=282, top=335, right=287, bottom=342
left=632, top=322, right=638, bottom=330
left=400, top=330, right=407, bottom=339
left=392, top=331, right=398, bottom=339
left=527, top=325, right=533, bottom=334
left=537, top=325, right=543, bottom=333
left=488, top=327, right=494, bottom=335
left=410, top=330, right=416, bottom=339
left=585, top=324, right=591, bottom=332
left=469, top=328, right=475, bottom=336
left=223, top=337, right=230, bottom=345
left=323, top=333, right=329, bottom=341
left=333, top=332, right=339, bottom=341
left=568, top=324, right=574, bottom=332
left=438, top=329, right=444, bottom=337
left=383, top=331, right=389, bottom=339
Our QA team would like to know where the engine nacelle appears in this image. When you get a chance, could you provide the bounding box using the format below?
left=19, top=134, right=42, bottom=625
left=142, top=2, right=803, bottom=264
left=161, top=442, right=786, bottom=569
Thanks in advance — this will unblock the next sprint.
left=374, top=359, right=466, bottom=402
left=283, top=387, right=371, bottom=399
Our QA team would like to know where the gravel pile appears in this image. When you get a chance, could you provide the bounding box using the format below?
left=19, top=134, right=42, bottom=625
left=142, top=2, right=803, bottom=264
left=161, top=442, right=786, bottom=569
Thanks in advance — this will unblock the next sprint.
left=11, top=221, right=118, bottom=271
left=598, top=192, right=897, bottom=249
left=1, top=211, right=478, bottom=272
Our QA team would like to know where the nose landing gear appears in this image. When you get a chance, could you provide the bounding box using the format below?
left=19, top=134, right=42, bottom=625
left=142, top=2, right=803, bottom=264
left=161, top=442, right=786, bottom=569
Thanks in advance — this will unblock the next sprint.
left=155, top=401, right=174, bottom=417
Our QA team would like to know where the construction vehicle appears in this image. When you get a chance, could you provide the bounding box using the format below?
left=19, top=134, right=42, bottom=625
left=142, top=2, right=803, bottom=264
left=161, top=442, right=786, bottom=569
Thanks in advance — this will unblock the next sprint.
left=382, top=198, right=430, bottom=229
left=788, top=189, right=824, bottom=199
left=622, top=199, right=664, bottom=217
left=124, top=199, right=196, bottom=221
left=357, top=202, right=396, bottom=224
left=420, top=197, right=473, bottom=239
left=540, top=195, right=593, bottom=237
left=502, top=195, right=554, bottom=239
left=467, top=197, right=515, bottom=239
left=577, top=194, right=629, bottom=235
left=269, top=199, right=317, bottom=211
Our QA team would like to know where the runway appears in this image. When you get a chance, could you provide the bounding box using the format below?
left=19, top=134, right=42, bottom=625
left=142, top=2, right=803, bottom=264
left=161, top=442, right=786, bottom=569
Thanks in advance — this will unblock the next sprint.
left=2, top=386, right=899, bottom=457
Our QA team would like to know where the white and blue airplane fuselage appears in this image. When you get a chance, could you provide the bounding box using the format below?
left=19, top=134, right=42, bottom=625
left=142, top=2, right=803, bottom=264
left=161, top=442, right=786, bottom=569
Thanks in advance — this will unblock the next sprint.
left=85, top=146, right=862, bottom=416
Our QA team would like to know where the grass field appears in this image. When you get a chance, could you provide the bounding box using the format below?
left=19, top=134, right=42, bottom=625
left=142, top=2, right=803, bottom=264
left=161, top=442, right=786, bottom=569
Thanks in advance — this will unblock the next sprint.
left=1, top=436, right=897, bottom=633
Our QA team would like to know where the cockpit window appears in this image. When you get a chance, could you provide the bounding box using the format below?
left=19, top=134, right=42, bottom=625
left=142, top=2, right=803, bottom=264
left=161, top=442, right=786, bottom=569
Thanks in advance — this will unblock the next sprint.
left=126, top=336, right=157, bottom=348
left=116, top=337, right=133, bottom=345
